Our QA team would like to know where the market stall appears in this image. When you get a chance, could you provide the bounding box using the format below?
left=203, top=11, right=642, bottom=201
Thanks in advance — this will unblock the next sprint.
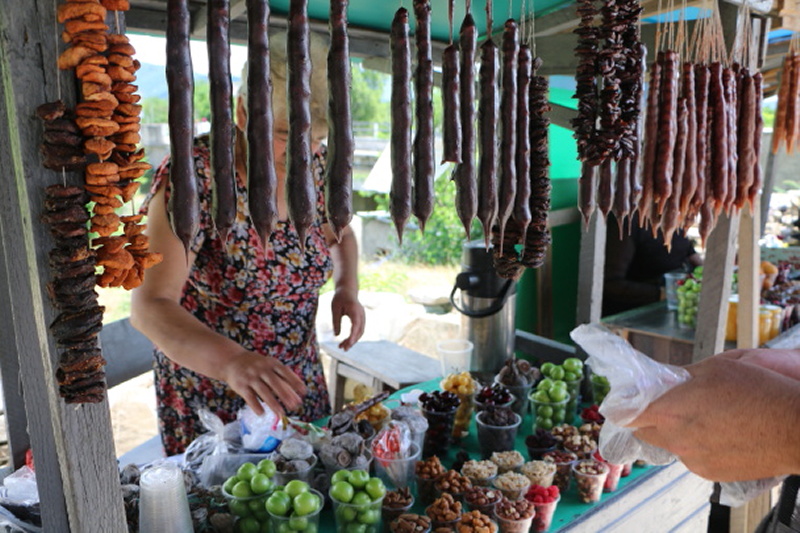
left=0, top=0, right=793, bottom=531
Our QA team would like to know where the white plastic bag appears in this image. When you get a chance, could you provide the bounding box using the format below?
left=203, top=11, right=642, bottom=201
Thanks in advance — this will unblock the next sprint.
left=238, top=402, right=295, bottom=452
left=571, top=323, right=783, bottom=507
left=184, top=409, right=242, bottom=472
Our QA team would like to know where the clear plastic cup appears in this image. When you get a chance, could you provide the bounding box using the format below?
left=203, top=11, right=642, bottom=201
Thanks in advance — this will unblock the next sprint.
left=382, top=497, right=414, bottom=528
left=621, top=462, right=633, bottom=477
left=322, top=449, right=373, bottom=478
left=492, top=473, right=531, bottom=502
left=664, top=271, right=688, bottom=310
left=452, top=391, right=476, bottom=439
left=331, top=490, right=385, bottom=533
left=541, top=451, right=577, bottom=493
left=476, top=411, right=522, bottom=459
left=572, top=460, right=609, bottom=503
left=139, top=462, right=194, bottom=533
left=425, top=504, right=461, bottom=530
left=529, top=392, right=571, bottom=432
left=372, top=443, right=421, bottom=490
left=437, top=339, right=473, bottom=375
left=531, top=495, right=560, bottom=532
left=564, top=378, right=582, bottom=420
left=273, top=454, right=318, bottom=486
left=416, top=474, right=440, bottom=508
left=389, top=514, right=432, bottom=533
left=496, top=378, right=533, bottom=418
left=496, top=513, right=535, bottom=533
left=520, top=461, right=556, bottom=488
left=603, top=461, right=624, bottom=492
left=420, top=406, right=458, bottom=458
left=267, top=488, right=323, bottom=533
left=464, top=488, right=502, bottom=518
left=474, top=393, right=515, bottom=413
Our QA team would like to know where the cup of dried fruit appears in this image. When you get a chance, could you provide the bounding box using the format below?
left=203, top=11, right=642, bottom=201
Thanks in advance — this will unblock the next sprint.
left=390, top=513, right=432, bottom=533
left=458, top=510, right=498, bottom=533
left=494, top=496, right=536, bottom=533
left=440, top=372, right=478, bottom=439
left=425, top=493, right=463, bottom=530
left=525, top=485, right=560, bottom=532
left=541, top=450, right=577, bottom=493
left=464, top=486, right=502, bottom=518
left=382, top=487, right=415, bottom=526
left=492, top=472, right=531, bottom=502
left=474, top=383, right=515, bottom=412
left=476, top=408, right=522, bottom=459
left=461, top=459, right=499, bottom=488
left=418, top=391, right=461, bottom=458
left=572, top=459, right=609, bottom=503
left=434, top=470, right=473, bottom=504
left=415, top=456, right=446, bottom=507
left=525, top=430, right=558, bottom=461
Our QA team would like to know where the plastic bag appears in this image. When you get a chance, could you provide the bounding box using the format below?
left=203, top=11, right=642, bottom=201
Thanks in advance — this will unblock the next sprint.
left=238, top=403, right=295, bottom=452
left=0, top=467, right=41, bottom=531
left=571, top=323, right=783, bottom=507
left=184, top=409, right=242, bottom=472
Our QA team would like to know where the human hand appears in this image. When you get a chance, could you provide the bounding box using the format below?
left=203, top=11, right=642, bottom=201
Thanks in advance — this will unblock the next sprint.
left=629, top=356, right=800, bottom=482
left=716, top=348, right=800, bottom=381
left=331, top=287, right=365, bottom=351
left=220, top=350, right=307, bottom=417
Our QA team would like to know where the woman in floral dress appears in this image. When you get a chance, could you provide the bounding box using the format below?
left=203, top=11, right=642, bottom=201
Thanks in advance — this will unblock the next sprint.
left=131, top=35, right=365, bottom=455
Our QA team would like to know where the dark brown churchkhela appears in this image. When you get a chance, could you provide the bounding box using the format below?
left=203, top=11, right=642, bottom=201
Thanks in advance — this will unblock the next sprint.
left=638, top=59, right=661, bottom=227
left=653, top=51, right=678, bottom=216
left=453, top=12, right=478, bottom=239
left=497, top=19, right=518, bottom=247
left=722, top=66, right=738, bottom=214
left=735, top=68, right=755, bottom=210
left=166, top=0, right=199, bottom=255
left=522, top=68, right=551, bottom=269
left=286, top=0, right=315, bottom=249
left=660, top=97, right=687, bottom=246
left=748, top=71, right=764, bottom=210
left=513, top=45, right=532, bottom=245
left=678, top=63, right=697, bottom=218
left=412, top=0, right=435, bottom=232
left=573, top=0, right=599, bottom=225
left=246, top=0, right=277, bottom=247
left=326, top=0, right=354, bottom=242
left=477, top=36, right=499, bottom=248
left=207, top=0, right=236, bottom=241
left=390, top=8, right=412, bottom=242
left=685, top=63, right=709, bottom=230
left=441, top=44, right=461, bottom=163
left=708, top=62, right=727, bottom=217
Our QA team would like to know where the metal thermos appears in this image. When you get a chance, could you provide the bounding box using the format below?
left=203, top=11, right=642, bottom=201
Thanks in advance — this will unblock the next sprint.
left=450, top=240, right=517, bottom=374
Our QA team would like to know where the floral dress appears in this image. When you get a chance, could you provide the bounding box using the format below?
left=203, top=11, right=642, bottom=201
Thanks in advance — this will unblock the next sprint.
left=143, top=134, right=333, bottom=455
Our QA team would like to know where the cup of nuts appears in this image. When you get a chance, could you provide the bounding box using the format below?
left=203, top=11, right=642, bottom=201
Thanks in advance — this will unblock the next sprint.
left=494, top=496, right=536, bottom=533
left=572, top=459, right=609, bottom=503
left=382, top=488, right=415, bottom=527
left=415, top=456, right=446, bottom=507
left=592, top=451, right=624, bottom=493
left=492, top=472, right=531, bottom=502
left=389, top=513, right=432, bottom=533
left=464, top=486, right=502, bottom=518
left=520, top=460, right=556, bottom=488
left=461, top=460, right=499, bottom=487
left=476, top=408, right=522, bottom=459
left=458, top=510, right=498, bottom=533
left=434, top=470, right=473, bottom=503
left=489, top=451, right=525, bottom=475
left=541, top=450, right=577, bottom=493
left=425, top=493, right=463, bottom=529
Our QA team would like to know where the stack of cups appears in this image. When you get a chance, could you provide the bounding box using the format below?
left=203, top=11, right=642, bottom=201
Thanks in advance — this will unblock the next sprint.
left=138, top=461, right=193, bottom=533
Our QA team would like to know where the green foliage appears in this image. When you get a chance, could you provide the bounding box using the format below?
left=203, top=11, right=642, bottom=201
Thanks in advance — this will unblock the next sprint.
left=763, top=106, right=775, bottom=129
left=350, top=65, right=390, bottom=124
left=193, top=80, right=212, bottom=122
left=142, top=96, right=168, bottom=123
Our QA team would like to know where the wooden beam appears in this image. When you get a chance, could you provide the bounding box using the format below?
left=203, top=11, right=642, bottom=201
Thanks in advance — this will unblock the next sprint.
left=549, top=103, right=574, bottom=131
left=737, top=204, right=761, bottom=351
left=0, top=2, right=126, bottom=530
left=576, top=211, right=606, bottom=325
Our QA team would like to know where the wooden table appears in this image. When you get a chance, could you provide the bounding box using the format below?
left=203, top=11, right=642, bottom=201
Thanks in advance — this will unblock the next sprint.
left=320, top=340, right=443, bottom=411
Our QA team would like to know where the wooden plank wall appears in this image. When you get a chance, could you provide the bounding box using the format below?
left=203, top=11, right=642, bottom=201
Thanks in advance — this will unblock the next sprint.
left=0, top=1, right=126, bottom=530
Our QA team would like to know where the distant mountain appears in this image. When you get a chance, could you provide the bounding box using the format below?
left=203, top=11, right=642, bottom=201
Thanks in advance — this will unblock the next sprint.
left=136, top=62, right=241, bottom=100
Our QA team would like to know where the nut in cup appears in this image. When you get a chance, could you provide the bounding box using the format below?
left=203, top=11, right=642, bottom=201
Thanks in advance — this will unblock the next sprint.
left=331, top=489, right=385, bottom=533
left=424, top=504, right=462, bottom=530
left=382, top=495, right=415, bottom=528
left=496, top=512, right=535, bottom=533
left=267, top=488, right=323, bottom=533
left=572, top=459, right=609, bottom=503
left=530, top=495, right=560, bottom=532
left=437, top=339, right=473, bottom=375
left=492, top=472, right=531, bottom=502
left=520, top=461, right=556, bottom=488
left=529, top=391, right=571, bottom=431
left=372, top=443, right=422, bottom=490
left=541, top=451, right=577, bottom=493
left=476, top=411, right=522, bottom=459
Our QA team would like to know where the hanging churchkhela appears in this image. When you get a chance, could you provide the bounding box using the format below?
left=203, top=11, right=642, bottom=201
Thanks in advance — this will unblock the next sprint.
left=389, top=7, right=413, bottom=242
left=325, top=0, right=355, bottom=242
left=441, top=0, right=461, bottom=165
left=496, top=19, right=519, bottom=246
left=477, top=0, right=500, bottom=248
left=413, top=0, right=435, bottom=231
left=772, top=38, right=800, bottom=155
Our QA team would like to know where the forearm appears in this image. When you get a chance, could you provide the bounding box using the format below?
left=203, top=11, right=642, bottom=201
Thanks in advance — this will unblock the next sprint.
left=130, top=295, right=242, bottom=381
left=329, top=227, right=359, bottom=293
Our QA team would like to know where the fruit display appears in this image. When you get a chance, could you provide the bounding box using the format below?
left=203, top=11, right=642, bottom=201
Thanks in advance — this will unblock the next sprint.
left=525, top=485, right=561, bottom=532
left=676, top=266, right=703, bottom=328
left=440, top=372, right=478, bottom=438
left=221, top=460, right=277, bottom=531
left=329, top=469, right=387, bottom=533
left=474, top=383, right=515, bottom=411
left=529, top=379, right=570, bottom=430
left=495, top=358, right=540, bottom=416
left=540, top=358, right=584, bottom=416
left=266, top=481, right=323, bottom=533
left=418, top=391, right=461, bottom=458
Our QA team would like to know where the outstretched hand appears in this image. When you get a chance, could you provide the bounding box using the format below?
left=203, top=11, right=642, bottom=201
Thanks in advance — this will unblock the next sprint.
left=220, top=350, right=307, bottom=417
left=331, top=287, right=365, bottom=351
left=629, top=353, right=800, bottom=482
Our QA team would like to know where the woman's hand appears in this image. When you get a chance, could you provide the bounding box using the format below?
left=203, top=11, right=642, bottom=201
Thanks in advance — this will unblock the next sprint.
left=629, top=355, right=800, bottom=482
left=331, top=287, right=365, bottom=351
left=219, top=350, right=307, bottom=416
left=716, top=348, right=800, bottom=381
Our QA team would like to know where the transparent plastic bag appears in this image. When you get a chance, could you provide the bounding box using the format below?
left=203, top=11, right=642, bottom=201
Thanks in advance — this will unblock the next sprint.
left=571, top=323, right=783, bottom=506
left=184, top=409, right=242, bottom=474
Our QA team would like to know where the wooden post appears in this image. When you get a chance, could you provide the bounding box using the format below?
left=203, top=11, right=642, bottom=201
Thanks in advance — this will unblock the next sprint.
left=737, top=201, right=761, bottom=350
left=0, top=2, right=126, bottom=531
left=576, top=211, right=606, bottom=325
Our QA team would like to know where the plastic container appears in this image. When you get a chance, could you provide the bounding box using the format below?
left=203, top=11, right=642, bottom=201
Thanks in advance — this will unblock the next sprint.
left=222, top=486, right=272, bottom=530
left=425, top=504, right=461, bottom=530
left=416, top=474, right=440, bottom=508
left=382, top=497, right=414, bottom=528
left=564, top=378, right=582, bottom=420
left=529, top=392, right=570, bottom=431
left=542, top=451, right=577, bottom=493
left=492, top=473, right=531, bottom=502
left=520, top=461, right=556, bottom=488
left=603, top=461, right=624, bottom=492
left=759, top=308, right=773, bottom=346
left=589, top=374, right=610, bottom=405
left=420, top=406, right=458, bottom=458
left=496, top=513, right=535, bottom=533
left=476, top=412, right=522, bottom=459
left=474, top=393, right=515, bottom=413
left=764, top=304, right=784, bottom=339
left=572, top=460, right=609, bottom=503
left=464, top=488, right=502, bottom=518
left=200, top=452, right=272, bottom=488
left=437, top=339, right=473, bottom=375
left=321, top=449, right=373, bottom=478
left=495, top=378, right=533, bottom=418
left=526, top=443, right=558, bottom=462
left=331, top=490, right=385, bottom=533
left=139, top=462, right=194, bottom=533
left=389, top=514, right=432, bottom=533
left=372, top=443, right=421, bottom=490
left=273, top=454, right=318, bottom=486
left=531, top=495, right=560, bottom=532
left=267, top=488, right=323, bottom=533
left=621, top=462, right=633, bottom=477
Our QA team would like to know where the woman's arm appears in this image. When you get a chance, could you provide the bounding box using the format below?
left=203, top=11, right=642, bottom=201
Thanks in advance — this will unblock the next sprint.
left=130, top=187, right=306, bottom=416
left=324, top=223, right=365, bottom=350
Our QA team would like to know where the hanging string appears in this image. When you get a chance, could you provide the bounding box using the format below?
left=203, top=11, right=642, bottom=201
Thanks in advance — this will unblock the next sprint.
left=655, top=0, right=664, bottom=52
left=448, top=0, right=454, bottom=44
left=529, top=0, right=537, bottom=56
left=508, top=0, right=512, bottom=19
left=520, top=0, right=526, bottom=43
left=486, top=0, right=493, bottom=38
left=115, top=11, right=121, bottom=35
left=467, top=0, right=472, bottom=15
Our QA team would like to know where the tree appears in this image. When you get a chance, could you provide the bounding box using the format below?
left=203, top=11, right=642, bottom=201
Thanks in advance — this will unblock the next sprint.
left=142, top=96, right=168, bottom=123
left=193, top=80, right=211, bottom=122
left=350, top=64, right=390, bottom=124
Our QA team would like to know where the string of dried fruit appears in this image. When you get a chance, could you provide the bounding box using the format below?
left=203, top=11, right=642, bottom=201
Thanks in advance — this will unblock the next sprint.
left=660, top=97, right=688, bottom=246
left=788, top=55, right=800, bottom=153
left=748, top=71, right=764, bottom=210
left=678, top=63, right=697, bottom=218
left=390, top=7, right=412, bottom=243
left=735, top=68, right=756, bottom=210
left=512, top=45, right=532, bottom=246
left=441, top=0, right=461, bottom=164
left=573, top=0, right=599, bottom=226
left=326, top=0, right=354, bottom=242
left=638, top=59, right=661, bottom=227
left=207, top=0, right=236, bottom=240
left=491, top=220, right=525, bottom=280
left=497, top=20, right=519, bottom=246
left=453, top=10, right=478, bottom=239
left=684, top=63, right=709, bottom=231
left=708, top=62, right=728, bottom=217
left=38, top=101, right=88, bottom=171
left=286, top=0, right=315, bottom=249
left=771, top=53, right=794, bottom=155
left=246, top=0, right=278, bottom=246
left=722, top=66, right=738, bottom=214
left=653, top=50, right=679, bottom=217
left=166, top=0, right=199, bottom=254
left=477, top=18, right=499, bottom=247
left=596, top=0, right=623, bottom=217
left=412, top=0, right=435, bottom=232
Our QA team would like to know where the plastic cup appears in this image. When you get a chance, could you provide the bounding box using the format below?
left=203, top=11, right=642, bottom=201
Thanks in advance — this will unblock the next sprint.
left=425, top=504, right=461, bottom=530
left=531, top=495, right=560, bottom=532
left=139, top=462, right=193, bottom=533
left=764, top=304, right=783, bottom=339
left=382, top=497, right=414, bottom=529
left=372, top=443, right=422, bottom=490
left=542, top=451, right=577, bottom=493
left=476, top=411, right=522, bottom=459
left=664, top=271, right=688, bottom=311
left=621, top=462, right=633, bottom=477
left=603, top=461, right=624, bottom=492
left=526, top=443, right=558, bottom=461
left=564, top=378, right=582, bottom=419
left=273, top=454, right=318, bottom=486
left=492, top=474, right=531, bottom=502
left=759, top=309, right=773, bottom=345
left=529, top=392, right=570, bottom=431
left=322, top=449, right=373, bottom=478
left=437, top=339, right=473, bottom=375
left=331, top=490, right=385, bottom=533
left=267, top=488, right=323, bottom=533
left=520, top=461, right=556, bottom=488
left=589, top=374, right=610, bottom=405
left=496, top=378, right=533, bottom=418
left=572, top=460, right=609, bottom=503
left=464, top=488, right=502, bottom=517
left=441, top=377, right=477, bottom=439
left=416, top=474, right=440, bottom=507
left=496, top=513, right=535, bottom=533
left=474, top=393, right=515, bottom=413
left=420, top=406, right=458, bottom=458
left=389, top=514, right=432, bottom=533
